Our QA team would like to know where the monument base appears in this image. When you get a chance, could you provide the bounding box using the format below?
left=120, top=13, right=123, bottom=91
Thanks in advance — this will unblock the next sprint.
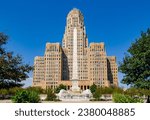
left=57, top=89, right=92, bottom=102
left=70, top=80, right=81, bottom=93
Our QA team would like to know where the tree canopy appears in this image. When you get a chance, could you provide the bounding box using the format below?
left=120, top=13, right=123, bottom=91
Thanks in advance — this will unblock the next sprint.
left=119, top=29, right=150, bottom=89
left=90, top=84, right=97, bottom=93
left=54, top=84, right=66, bottom=93
left=0, top=32, right=33, bottom=88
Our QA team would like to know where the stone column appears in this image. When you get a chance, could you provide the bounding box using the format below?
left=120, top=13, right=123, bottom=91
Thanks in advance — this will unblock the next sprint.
left=71, top=27, right=80, bottom=92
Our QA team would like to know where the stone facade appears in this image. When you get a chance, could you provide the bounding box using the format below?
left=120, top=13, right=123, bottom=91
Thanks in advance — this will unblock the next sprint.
left=33, top=8, right=118, bottom=90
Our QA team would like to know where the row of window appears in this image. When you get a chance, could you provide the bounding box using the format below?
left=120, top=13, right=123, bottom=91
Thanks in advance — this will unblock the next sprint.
left=46, top=54, right=61, bottom=57
left=46, top=58, right=61, bottom=60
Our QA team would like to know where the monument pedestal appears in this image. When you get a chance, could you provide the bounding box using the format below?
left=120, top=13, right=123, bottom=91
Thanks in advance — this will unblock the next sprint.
left=70, top=80, right=81, bottom=93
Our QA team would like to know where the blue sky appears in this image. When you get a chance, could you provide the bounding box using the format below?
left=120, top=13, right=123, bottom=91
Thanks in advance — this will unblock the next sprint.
left=0, top=0, right=150, bottom=88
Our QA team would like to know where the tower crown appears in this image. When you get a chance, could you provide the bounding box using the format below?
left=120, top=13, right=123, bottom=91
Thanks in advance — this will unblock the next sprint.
left=67, top=8, right=83, bottom=17
left=62, top=8, right=87, bottom=48
left=66, top=8, right=84, bottom=28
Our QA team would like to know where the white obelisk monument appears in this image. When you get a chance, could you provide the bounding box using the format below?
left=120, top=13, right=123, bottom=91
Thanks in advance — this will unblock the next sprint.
left=71, top=27, right=80, bottom=92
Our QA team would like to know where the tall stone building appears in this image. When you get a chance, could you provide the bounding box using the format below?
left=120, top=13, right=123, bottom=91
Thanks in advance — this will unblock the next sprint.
left=33, top=8, right=118, bottom=90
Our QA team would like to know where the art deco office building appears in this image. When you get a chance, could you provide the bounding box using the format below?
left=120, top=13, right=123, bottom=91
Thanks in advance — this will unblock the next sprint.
left=33, top=8, right=118, bottom=90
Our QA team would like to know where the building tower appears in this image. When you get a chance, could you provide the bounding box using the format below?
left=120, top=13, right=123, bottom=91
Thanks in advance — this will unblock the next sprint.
left=62, top=8, right=88, bottom=82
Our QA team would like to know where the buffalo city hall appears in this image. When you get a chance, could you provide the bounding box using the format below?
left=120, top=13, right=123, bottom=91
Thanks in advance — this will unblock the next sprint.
left=33, top=8, right=118, bottom=90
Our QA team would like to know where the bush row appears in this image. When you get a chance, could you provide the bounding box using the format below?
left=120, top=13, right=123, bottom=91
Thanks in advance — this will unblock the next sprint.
left=0, top=87, right=61, bottom=102
left=113, top=93, right=144, bottom=103
left=12, top=90, right=40, bottom=103
left=90, top=85, right=150, bottom=102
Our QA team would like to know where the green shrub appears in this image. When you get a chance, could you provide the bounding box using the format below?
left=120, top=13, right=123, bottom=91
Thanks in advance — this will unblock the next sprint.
left=0, top=89, right=9, bottom=99
left=46, top=88, right=57, bottom=101
left=113, top=93, right=143, bottom=103
left=8, top=87, right=23, bottom=95
left=112, top=87, right=124, bottom=94
left=12, top=90, right=40, bottom=103
left=28, top=91, right=40, bottom=103
left=124, top=88, right=139, bottom=96
left=26, top=87, right=44, bottom=94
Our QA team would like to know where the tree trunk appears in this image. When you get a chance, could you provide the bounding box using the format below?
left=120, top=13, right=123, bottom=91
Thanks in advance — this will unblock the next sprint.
left=147, top=95, right=150, bottom=103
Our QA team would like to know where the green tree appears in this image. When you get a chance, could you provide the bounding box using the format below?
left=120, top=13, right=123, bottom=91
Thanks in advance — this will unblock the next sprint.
left=46, top=88, right=57, bottom=101
left=112, top=87, right=124, bottom=94
left=101, top=87, right=113, bottom=94
left=0, top=32, right=33, bottom=88
left=55, top=84, right=66, bottom=93
left=93, top=88, right=101, bottom=101
left=119, top=29, right=150, bottom=102
left=125, top=87, right=139, bottom=97
left=90, top=84, right=97, bottom=93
